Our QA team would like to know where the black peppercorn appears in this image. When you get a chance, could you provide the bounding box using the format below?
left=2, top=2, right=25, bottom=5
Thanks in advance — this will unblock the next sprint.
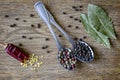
left=59, top=35, right=62, bottom=37
left=45, top=38, right=50, bottom=41
left=37, top=24, right=41, bottom=28
left=5, top=15, right=9, bottom=18
left=15, top=18, right=19, bottom=20
left=22, top=35, right=26, bottom=38
left=31, top=24, right=35, bottom=27
left=30, top=14, right=34, bottom=17
left=62, top=12, right=67, bottom=15
left=68, top=25, right=72, bottom=28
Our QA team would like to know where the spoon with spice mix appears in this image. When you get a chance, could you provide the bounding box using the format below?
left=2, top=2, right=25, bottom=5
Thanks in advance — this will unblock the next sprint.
left=34, top=1, right=94, bottom=62
left=48, top=10, right=94, bottom=62
left=34, top=1, right=76, bottom=70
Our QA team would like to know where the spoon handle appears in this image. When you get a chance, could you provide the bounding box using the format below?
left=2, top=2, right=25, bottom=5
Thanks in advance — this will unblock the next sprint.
left=47, top=11, right=76, bottom=47
left=47, top=23, right=63, bottom=50
left=34, top=1, right=63, bottom=50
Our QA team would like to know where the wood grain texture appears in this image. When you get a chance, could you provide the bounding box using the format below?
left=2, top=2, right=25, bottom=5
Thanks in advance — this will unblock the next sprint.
left=0, top=0, right=120, bottom=80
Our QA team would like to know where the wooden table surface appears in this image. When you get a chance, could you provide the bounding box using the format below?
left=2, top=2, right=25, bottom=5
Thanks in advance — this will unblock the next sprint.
left=0, top=0, right=120, bottom=80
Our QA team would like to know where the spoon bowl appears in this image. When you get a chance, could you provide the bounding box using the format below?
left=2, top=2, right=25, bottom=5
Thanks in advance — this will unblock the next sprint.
left=58, top=48, right=76, bottom=70
left=74, top=40, right=94, bottom=62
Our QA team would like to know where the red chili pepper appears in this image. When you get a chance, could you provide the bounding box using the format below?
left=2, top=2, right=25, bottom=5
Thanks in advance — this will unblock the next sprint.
left=4, top=43, right=29, bottom=63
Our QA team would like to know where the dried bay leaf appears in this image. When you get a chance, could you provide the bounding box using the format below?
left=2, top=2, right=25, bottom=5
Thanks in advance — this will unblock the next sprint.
left=80, top=14, right=110, bottom=48
left=80, top=4, right=116, bottom=48
left=88, top=4, right=116, bottom=39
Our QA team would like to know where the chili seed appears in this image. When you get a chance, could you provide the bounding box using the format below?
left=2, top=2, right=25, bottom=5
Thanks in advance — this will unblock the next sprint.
left=21, top=54, right=44, bottom=70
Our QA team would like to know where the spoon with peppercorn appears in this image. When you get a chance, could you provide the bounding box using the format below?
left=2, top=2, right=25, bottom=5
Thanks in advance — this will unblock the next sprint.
left=45, top=5, right=94, bottom=62
left=34, top=1, right=76, bottom=70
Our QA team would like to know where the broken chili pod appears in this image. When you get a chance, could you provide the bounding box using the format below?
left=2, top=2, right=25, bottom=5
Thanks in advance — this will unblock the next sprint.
left=4, top=43, right=29, bottom=63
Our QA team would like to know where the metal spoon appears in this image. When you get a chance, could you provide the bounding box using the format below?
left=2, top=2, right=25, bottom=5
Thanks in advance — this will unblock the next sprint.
left=46, top=6, right=94, bottom=62
left=34, top=1, right=76, bottom=70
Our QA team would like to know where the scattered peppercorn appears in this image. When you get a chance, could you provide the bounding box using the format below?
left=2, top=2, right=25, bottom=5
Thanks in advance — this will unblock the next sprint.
left=29, top=37, right=33, bottom=40
left=59, top=35, right=62, bottom=37
left=74, top=37, right=78, bottom=41
left=19, top=43, right=23, bottom=46
left=22, top=35, right=26, bottom=38
left=30, top=14, right=34, bottom=17
left=79, top=20, right=81, bottom=22
left=45, top=45, right=49, bottom=48
left=47, top=51, right=50, bottom=53
left=23, top=20, right=27, bottom=22
left=42, top=46, right=45, bottom=49
left=68, top=25, right=72, bottom=28
left=15, top=18, right=19, bottom=20
left=10, top=24, right=17, bottom=27
left=5, top=15, right=9, bottom=18
left=37, top=24, right=41, bottom=28
left=79, top=38, right=83, bottom=41
left=45, top=38, right=50, bottom=41
left=75, top=26, right=79, bottom=29
left=79, top=6, right=83, bottom=8
left=62, top=12, right=67, bottom=15
left=75, top=9, right=79, bottom=11
left=69, top=16, right=73, bottom=18
left=10, top=25, right=14, bottom=27
left=74, top=18, right=78, bottom=21
left=31, top=24, right=35, bottom=27
left=13, top=24, right=17, bottom=26
left=72, top=6, right=76, bottom=9
left=78, top=9, right=82, bottom=11
left=83, top=36, right=87, bottom=39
